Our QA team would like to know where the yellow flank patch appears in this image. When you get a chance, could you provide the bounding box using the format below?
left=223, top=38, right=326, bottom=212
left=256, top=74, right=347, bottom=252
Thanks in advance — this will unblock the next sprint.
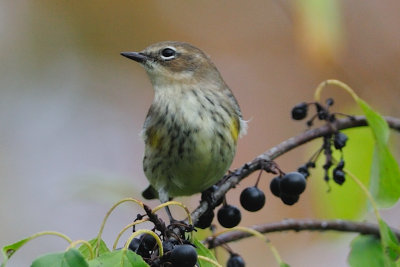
left=147, top=127, right=161, bottom=149
left=229, top=117, right=239, bottom=142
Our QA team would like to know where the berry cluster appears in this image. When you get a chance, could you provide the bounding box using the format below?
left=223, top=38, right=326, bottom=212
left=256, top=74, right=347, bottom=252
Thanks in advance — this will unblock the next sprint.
left=291, top=98, right=336, bottom=125
left=291, top=98, right=350, bottom=185
left=198, top=169, right=307, bottom=236
left=196, top=195, right=243, bottom=230
left=127, top=218, right=247, bottom=267
left=190, top=97, right=350, bottom=266
left=216, top=172, right=267, bottom=230
left=122, top=205, right=202, bottom=267
left=128, top=233, right=197, bottom=267
left=195, top=185, right=222, bottom=229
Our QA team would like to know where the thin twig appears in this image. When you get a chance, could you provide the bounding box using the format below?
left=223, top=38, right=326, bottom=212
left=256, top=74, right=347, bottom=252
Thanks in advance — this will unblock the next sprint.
left=205, top=219, right=400, bottom=248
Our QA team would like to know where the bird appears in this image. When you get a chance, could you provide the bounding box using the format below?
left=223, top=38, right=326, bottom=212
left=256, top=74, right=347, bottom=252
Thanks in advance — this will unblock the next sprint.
left=121, top=41, right=247, bottom=220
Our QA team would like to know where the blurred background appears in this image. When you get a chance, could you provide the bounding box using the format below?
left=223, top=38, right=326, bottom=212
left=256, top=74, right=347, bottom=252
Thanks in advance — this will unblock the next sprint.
left=1, top=1, right=399, bottom=266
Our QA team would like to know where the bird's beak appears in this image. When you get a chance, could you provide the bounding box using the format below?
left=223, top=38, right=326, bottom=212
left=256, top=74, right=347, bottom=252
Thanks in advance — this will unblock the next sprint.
left=120, top=52, right=148, bottom=63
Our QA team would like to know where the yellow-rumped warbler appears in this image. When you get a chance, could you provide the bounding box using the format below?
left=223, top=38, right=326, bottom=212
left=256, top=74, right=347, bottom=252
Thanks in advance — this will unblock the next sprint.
left=121, top=41, right=247, bottom=210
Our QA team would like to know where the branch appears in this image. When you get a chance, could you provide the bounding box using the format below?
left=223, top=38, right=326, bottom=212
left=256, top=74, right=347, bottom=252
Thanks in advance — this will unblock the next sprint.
left=190, top=115, right=400, bottom=224
left=206, top=219, right=400, bottom=248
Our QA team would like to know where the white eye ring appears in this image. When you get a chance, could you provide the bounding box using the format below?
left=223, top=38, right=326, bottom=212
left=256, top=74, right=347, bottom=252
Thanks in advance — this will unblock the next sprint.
left=160, top=46, right=177, bottom=60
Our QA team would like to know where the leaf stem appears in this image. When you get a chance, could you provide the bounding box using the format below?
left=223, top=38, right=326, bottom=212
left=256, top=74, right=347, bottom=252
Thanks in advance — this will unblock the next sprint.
left=197, top=255, right=222, bottom=267
left=112, top=218, right=149, bottom=250
left=343, top=168, right=381, bottom=221
left=29, top=231, right=73, bottom=244
left=314, top=79, right=360, bottom=102
left=95, top=198, right=144, bottom=256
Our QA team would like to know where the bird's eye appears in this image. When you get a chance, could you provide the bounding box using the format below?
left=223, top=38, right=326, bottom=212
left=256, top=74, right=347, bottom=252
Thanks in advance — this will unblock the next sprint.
left=160, top=47, right=176, bottom=60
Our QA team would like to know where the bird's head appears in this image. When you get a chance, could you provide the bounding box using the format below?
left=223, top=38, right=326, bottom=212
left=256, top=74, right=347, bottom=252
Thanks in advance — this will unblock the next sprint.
left=121, top=41, right=222, bottom=86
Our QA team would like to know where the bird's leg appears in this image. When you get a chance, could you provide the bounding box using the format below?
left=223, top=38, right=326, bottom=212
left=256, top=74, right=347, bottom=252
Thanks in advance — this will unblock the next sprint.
left=158, top=189, right=178, bottom=223
left=165, top=205, right=176, bottom=223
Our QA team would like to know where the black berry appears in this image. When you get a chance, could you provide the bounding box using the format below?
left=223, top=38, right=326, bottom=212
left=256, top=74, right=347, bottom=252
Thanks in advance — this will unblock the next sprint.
left=128, top=238, right=141, bottom=252
left=240, top=187, right=266, bottom=212
left=334, top=132, right=348, bottom=149
left=291, top=102, right=308, bottom=120
left=270, top=176, right=281, bottom=197
left=195, top=209, right=214, bottom=229
left=333, top=169, right=345, bottom=185
left=140, top=234, right=156, bottom=252
left=217, top=205, right=241, bottom=228
left=161, top=238, right=179, bottom=262
left=128, top=235, right=154, bottom=258
left=297, top=165, right=310, bottom=178
left=170, top=244, right=198, bottom=267
left=280, top=194, right=299, bottom=205
left=280, top=172, right=307, bottom=195
left=227, top=253, right=246, bottom=267
left=162, top=240, right=175, bottom=254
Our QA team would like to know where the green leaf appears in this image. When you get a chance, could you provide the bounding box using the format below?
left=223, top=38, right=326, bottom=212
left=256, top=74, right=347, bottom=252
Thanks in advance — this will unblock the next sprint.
left=357, top=98, right=400, bottom=208
left=79, top=238, right=109, bottom=260
left=357, top=99, right=389, bottom=144
left=1, top=231, right=73, bottom=267
left=378, top=219, right=400, bottom=265
left=348, top=235, right=385, bottom=267
left=193, top=238, right=218, bottom=266
left=370, top=144, right=400, bottom=208
left=88, top=249, right=148, bottom=267
left=1, top=237, right=31, bottom=266
left=31, top=248, right=88, bottom=267
left=349, top=223, right=400, bottom=267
